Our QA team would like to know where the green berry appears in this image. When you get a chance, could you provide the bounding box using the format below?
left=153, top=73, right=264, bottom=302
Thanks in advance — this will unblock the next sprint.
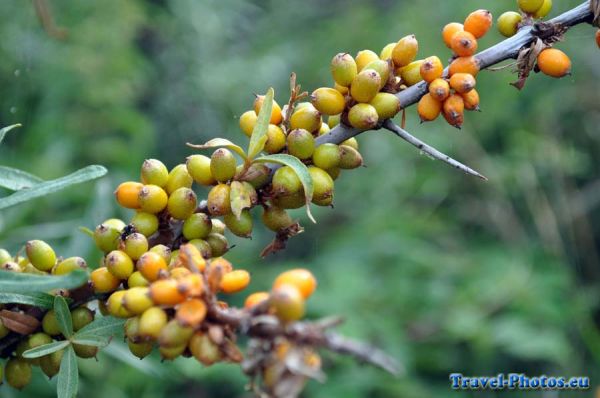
left=236, top=163, right=271, bottom=188
left=308, top=166, right=334, bottom=206
left=312, top=143, right=341, bottom=170
left=71, top=307, right=94, bottom=331
left=287, top=129, right=315, bottom=160
left=348, top=103, right=379, bottom=130
left=497, top=11, right=522, bottom=37
left=40, top=349, right=63, bottom=378
left=128, top=340, right=154, bottom=359
left=73, top=344, right=98, bottom=358
left=272, top=192, right=305, bottom=209
left=42, top=310, right=61, bottom=336
left=210, top=148, right=237, bottom=182
left=188, top=239, right=212, bottom=259
left=5, top=358, right=32, bottom=389
left=28, top=332, right=53, bottom=350
left=165, top=164, right=193, bottom=195
left=330, top=53, right=358, bottom=87
left=189, top=332, right=222, bottom=365
left=350, top=69, right=381, bottom=103
left=223, top=210, right=253, bottom=238
left=138, top=184, right=168, bottom=214
left=94, top=219, right=126, bottom=253
left=518, top=0, right=544, bottom=13
left=159, top=344, right=186, bottom=360
left=289, top=105, right=322, bottom=133
left=211, top=218, right=226, bottom=235
left=105, top=250, right=135, bottom=280
left=327, top=167, right=341, bottom=180
left=52, top=256, right=87, bottom=275
left=140, top=159, right=169, bottom=187
left=207, top=184, right=231, bottom=216
left=128, top=271, right=150, bottom=288
left=125, top=316, right=141, bottom=342
left=206, top=233, right=229, bottom=257
left=262, top=206, right=294, bottom=231
left=183, top=213, right=212, bottom=240
left=272, top=166, right=302, bottom=196
left=369, top=92, right=401, bottom=119
left=130, top=212, right=159, bottom=237
left=338, top=145, right=364, bottom=169
left=25, top=240, right=56, bottom=272
left=158, top=319, right=194, bottom=348
left=264, top=125, right=287, bottom=154
left=167, top=187, right=197, bottom=220
left=186, top=155, right=216, bottom=186
left=120, top=233, right=149, bottom=261
left=342, top=137, right=359, bottom=150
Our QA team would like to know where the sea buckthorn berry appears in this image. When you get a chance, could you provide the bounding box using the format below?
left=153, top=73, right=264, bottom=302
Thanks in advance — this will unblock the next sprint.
left=107, top=290, right=132, bottom=318
left=159, top=344, right=186, bottom=360
left=290, top=104, right=322, bottom=133
left=417, top=94, right=442, bottom=122
left=149, top=279, right=186, bottom=306
left=537, top=48, right=571, bottom=78
left=369, top=92, right=401, bottom=120
left=210, top=148, right=237, bottom=182
left=399, top=60, right=424, bottom=86
left=392, top=35, right=418, bottom=67
left=343, top=137, right=359, bottom=150
left=254, top=95, right=283, bottom=125
left=130, top=212, right=159, bottom=237
left=138, top=184, right=168, bottom=214
left=206, top=233, right=229, bottom=257
left=223, top=210, right=253, bottom=238
left=141, top=159, right=169, bottom=187
left=273, top=192, right=304, bottom=209
left=348, top=103, right=379, bottom=130
left=114, top=181, right=143, bottom=209
left=461, top=89, right=481, bottom=111
left=264, top=124, right=286, bottom=154
left=5, top=358, right=32, bottom=390
left=120, top=232, right=149, bottom=261
left=165, top=164, right=193, bottom=195
left=42, top=310, right=61, bottom=336
left=90, top=266, right=121, bottom=293
left=125, top=316, right=142, bottom=342
left=319, top=122, right=331, bottom=135
left=330, top=53, right=357, bottom=87
left=239, top=110, right=257, bottom=137
left=139, top=307, right=168, bottom=340
left=2, top=261, right=21, bottom=272
left=94, top=222, right=122, bottom=253
left=170, top=267, right=191, bottom=279
left=123, top=286, right=154, bottom=315
left=338, top=145, right=364, bottom=170
left=73, top=344, right=98, bottom=358
left=137, top=251, right=168, bottom=282
left=0, top=248, right=12, bottom=265
left=177, top=273, right=204, bottom=297
left=327, top=167, right=341, bottom=180
left=40, top=349, right=63, bottom=378
left=311, top=87, right=346, bottom=116
left=220, top=270, right=251, bottom=294
left=270, top=284, right=305, bottom=322
left=442, top=22, right=464, bottom=48
left=429, top=78, right=450, bottom=101
left=333, top=83, right=348, bottom=95
left=312, top=143, right=341, bottom=170
left=189, top=332, right=222, bottom=365
left=182, top=213, right=212, bottom=240
left=186, top=154, right=216, bottom=186
left=28, top=332, right=53, bottom=350
left=128, top=270, right=149, bottom=287
left=420, top=56, right=444, bottom=83
left=207, top=183, right=232, bottom=216
left=128, top=340, right=154, bottom=359
left=449, top=56, right=480, bottom=77
left=273, top=269, right=317, bottom=299
left=518, top=0, right=544, bottom=14
left=464, top=9, right=492, bottom=39
left=497, top=11, right=523, bottom=37
left=159, top=319, right=194, bottom=348
left=176, top=299, right=207, bottom=327
left=451, top=30, right=478, bottom=57
left=262, top=206, right=294, bottom=232
left=364, top=59, right=391, bottom=89
left=188, top=239, right=212, bottom=259
left=287, top=128, right=315, bottom=160
left=309, top=166, right=334, bottom=206
left=350, top=69, right=381, bottom=103
left=179, top=243, right=207, bottom=272
left=25, top=240, right=56, bottom=272
left=167, top=187, right=197, bottom=220
left=443, top=94, right=465, bottom=128
left=533, top=0, right=552, bottom=18
left=596, top=30, right=600, bottom=48
left=53, top=256, right=86, bottom=275
left=380, top=42, right=396, bottom=60
left=71, top=307, right=94, bottom=331
left=328, top=114, right=341, bottom=129
left=355, top=49, right=379, bottom=71
left=244, top=291, right=270, bottom=309
left=449, top=73, right=476, bottom=94
left=272, top=165, right=302, bottom=196
left=106, top=250, right=135, bottom=280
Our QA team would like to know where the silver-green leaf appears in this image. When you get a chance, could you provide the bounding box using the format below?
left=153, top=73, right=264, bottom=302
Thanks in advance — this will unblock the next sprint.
left=230, top=181, right=252, bottom=220
left=186, top=138, right=247, bottom=160
left=0, top=292, right=56, bottom=308
left=247, top=88, right=274, bottom=160
left=0, top=166, right=44, bottom=191
left=0, top=124, right=21, bottom=146
left=57, top=345, right=78, bottom=398
left=23, top=340, right=70, bottom=359
left=72, top=316, right=125, bottom=347
left=54, top=295, right=73, bottom=338
left=0, top=269, right=88, bottom=294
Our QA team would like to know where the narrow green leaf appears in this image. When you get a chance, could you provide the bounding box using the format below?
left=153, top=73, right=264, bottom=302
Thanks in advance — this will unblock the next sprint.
left=57, top=345, right=78, bottom=398
left=0, top=124, right=21, bottom=146
left=254, top=154, right=316, bottom=223
left=0, top=269, right=88, bottom=293
left=186, top=138, right=247, bottom=160
left=54, top=296, right=73, bottom=338
left=72, top=316, right=125, bottom=347
left=247, top=88, right=274, bottom=160
left=0, top=165, right=107, bottom=210
left=229, top=181, right=252, bottom=220
left=23, top=340, right=70, bottom=358
left=0, top=292, right=55, bottom=308
left=0, top=166, right=43, bottom=191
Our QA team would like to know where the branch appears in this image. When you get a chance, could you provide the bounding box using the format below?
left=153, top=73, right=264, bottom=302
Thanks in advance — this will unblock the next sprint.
left=316, top=1, right=594, bottom=176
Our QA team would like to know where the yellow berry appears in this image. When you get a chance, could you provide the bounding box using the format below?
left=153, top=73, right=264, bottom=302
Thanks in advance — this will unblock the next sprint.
left=186, top=154, right=216, bottom=186
left=123, top=286, right=154, bottom=315
left=399, top=60, right=424, bottom=86
left=138, top=184, right=168, bottom=214
left=25, top=240, right=56, bottom=272
left=379, top=42, right=396, bottom=60
left=518, top=0, right=544, bottom=14
left=52, top=256, right=86, bottom=275
left=207, top=183, right=231, bottom=216
left=167, top=187, right=197, bottom=220
left=244, top=291, right=270, bottom=309
left=290, top=104, right=322, bottom=133
left=210, top=148, right=237, bottom=183
left=355, top=49, right=379, bottom=71
left=348, top=103, right=379, bottom=130
left=107, top=290, right=132, bottom=318
left=239, top=110, right=257, bottom=137
left=140, top=159, right=169, bottom=187
left=165, top=164, right=193, bottom=195
left=127, top=270, right=149, bottom=288
left=139, top=306, right=168, bottom=340
left=369, top=92, right=401, bottom=120
left=273, top=269, right=317, bottom=299
left=330, top=53, right=358, bottom=87
left=130, top=212, right=159, bottom=237
left=106, top=250, right=135, bottom=280
left=254, top=95, right=283, bottom=125
left=392, top=35, right=418, bottom=67
left=90, top=266, right=121, bottom=293
left=270, top=284, right=305, bottom=322
left=497, top=11, right=523, bottom=37
left=220, top=270, right=251, bottom=294
left=350, top=69, right=381, bottom=103
left=311, top=87, right=346, bottom=116
left=264, top=124, right=287, bottom=154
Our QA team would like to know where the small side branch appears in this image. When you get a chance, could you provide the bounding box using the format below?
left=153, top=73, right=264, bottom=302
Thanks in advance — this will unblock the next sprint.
left=382, top=120, right=487, bottom=180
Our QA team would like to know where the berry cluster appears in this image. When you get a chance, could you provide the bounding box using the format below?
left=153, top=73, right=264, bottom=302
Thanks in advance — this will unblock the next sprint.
left=1, top=240, right=86, bottom=276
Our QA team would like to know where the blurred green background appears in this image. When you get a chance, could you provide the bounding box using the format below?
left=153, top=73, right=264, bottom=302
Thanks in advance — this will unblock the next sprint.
left=1, top=0, right=600, bottom=397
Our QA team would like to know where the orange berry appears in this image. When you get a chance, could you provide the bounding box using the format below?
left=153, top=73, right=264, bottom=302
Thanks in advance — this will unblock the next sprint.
left=177, top=273, right=204, bottom=297
left=273, top=269, right=317, bottom=299
left=176, top=298, right=207, bottom=327
left=355, top=49, right=379, bottom=72
left=429, top=78, right=450, bottom=101
left=419, top=56, right=444, bottom=83
left=537, top=48, right=571, bottom=78
left=461, top=89, right=480, bottom=111
left=443, top=94, right=465, bottom=128
left=170, top=267, right=191, bottom=279
left=90, top=266, right=121, bottom=293
left=149, top=279, right=186, bottom=306
left=137, top=251, right=168, bottom=282
left=417, top=93, right=442, bottom=122
left=449, top=73, right=476, bottom=94
left=244, top=291, right=270, bottom=309
left=210, top=257, right=233, bottom=274
left=254, top=95, right=283, bottom=125
left=451, top=31, right=478, bottom=57
left=114, top=182, right=143, bottom=209
left=220, top=270, right=251, bottom=294
left=448, top=56, right=480, bottom=77
left=442, top=22, right=464, bottom=48
left=464, top=10, right=492, bottom=39
left=596, top=30, right=600, bottom=48
left=178, top=243, right=206, bottom=272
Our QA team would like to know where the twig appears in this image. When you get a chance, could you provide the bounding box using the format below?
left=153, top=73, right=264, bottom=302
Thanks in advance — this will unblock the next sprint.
left=383, top=120, right=488, bottom=180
